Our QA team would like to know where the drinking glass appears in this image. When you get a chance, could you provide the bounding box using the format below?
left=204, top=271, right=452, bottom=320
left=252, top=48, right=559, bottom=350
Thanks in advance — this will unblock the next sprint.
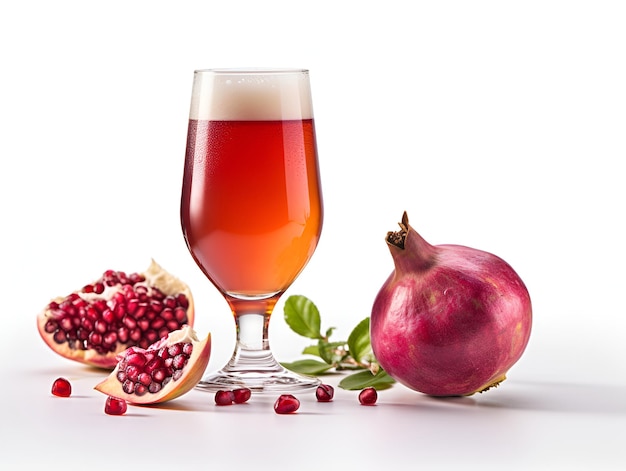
left=180, top=68, right=323, bottom=393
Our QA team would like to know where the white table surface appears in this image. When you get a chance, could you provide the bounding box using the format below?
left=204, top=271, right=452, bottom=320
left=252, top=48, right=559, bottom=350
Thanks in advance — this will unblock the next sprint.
left=3, top=315, right=625, bottom=470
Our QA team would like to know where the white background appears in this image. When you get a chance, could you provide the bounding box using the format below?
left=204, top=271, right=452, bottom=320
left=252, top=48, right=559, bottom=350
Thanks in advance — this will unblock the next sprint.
left=1, top=1, right=625, bottom=469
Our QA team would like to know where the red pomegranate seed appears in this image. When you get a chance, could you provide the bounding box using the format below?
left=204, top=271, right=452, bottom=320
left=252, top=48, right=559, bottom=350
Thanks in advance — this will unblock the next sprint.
left=125, top=365, right=141, bottom=382
left=51, top=377, right=72, bottom=397
left=151, top=318, right=166, bottom=330
left=166, top=320, right=180, bottom=331
left=177, top=293, right=189, bottom=308
left=105, top=396, right=127, bottom=415
left=123, top=315, right=137, bottom=330
left=150, top=299, right=164, bottom=313
left=162, top=296, right=175, bottom=309
left=214, top=390, right=235, bottom=406
left=358, top=387, right=378, bottom=405
left=316, top=384, right=334, bottom=402
left=88, top=332, right=102, bottom=345
left=274, top=394, right=300, bottom=414
left=144, top=357, right=163, bottom=374
left=122, top=379, right=135, bottom=394
left=232, top=388, right=252, bottom=404
left=168, top=343, right=183, bottom=356
left=129, top=328, right=142, bottom=342
left=145, top=329, right=159, bottom=343
left=103, top=331, right=118, bottom=345
left=172, top=353, right=188, bottom=370
left=126, top=298, right=139, bottom=315
left=137, top=318, right=150, bottom=331
left=174, top=307, right=187, bottom=323
left=129, top=273, right=144, bottom=284
left=137, top=372, right=152, bottom=386
left=126, top=351, right=147, bottom=367
left=115, top=327, right=127, bottom=343
left=151, top=368, right=168, bottom=382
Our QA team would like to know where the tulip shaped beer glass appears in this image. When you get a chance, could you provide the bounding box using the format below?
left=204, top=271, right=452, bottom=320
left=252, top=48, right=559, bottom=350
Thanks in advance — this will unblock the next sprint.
left=180, top=69, right=323, bottom=392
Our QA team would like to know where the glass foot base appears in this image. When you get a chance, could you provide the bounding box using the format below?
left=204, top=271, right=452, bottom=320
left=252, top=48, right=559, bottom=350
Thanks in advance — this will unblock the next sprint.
left=195, top=367, right=321, bottom=394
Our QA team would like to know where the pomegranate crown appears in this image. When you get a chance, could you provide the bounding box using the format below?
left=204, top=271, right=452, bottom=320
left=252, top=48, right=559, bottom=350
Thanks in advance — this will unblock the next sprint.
left=386, top=211, right=410, bottom=250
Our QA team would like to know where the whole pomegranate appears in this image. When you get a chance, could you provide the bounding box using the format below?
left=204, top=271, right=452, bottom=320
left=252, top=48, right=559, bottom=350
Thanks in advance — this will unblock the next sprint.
left=371, top=212, right=532, bottom=397
left=37, top=260, right=194, bottom=369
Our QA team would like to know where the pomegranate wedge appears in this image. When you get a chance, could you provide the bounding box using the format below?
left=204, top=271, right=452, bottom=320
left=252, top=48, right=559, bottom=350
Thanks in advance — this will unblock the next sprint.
left=37, top=260, right=194, bottom=369
left=95, top=326, right=211, bottom=404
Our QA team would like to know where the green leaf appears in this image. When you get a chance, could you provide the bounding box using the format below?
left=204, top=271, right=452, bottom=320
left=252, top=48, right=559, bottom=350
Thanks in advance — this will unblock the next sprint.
left=338, top=369, right=396, bottom=391
left=281, top=359, right=334, bottom=375
left=283, top=295, right=323, bottom=339
left=347, top=317, right=372, bottom=364
left=302, top=345, right=321, bottom=357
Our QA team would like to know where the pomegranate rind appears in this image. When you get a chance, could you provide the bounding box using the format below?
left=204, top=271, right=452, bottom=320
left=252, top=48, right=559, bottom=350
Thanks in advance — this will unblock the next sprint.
left=94, top=326, right=211, bottom=405
left=36, top=259, right=195, bottom=369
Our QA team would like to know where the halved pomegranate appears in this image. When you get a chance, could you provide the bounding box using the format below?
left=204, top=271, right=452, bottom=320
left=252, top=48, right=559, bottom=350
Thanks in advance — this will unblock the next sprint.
left=95, top=325, right=211, bottom=404
left=36, top=260, right=194, bottom=369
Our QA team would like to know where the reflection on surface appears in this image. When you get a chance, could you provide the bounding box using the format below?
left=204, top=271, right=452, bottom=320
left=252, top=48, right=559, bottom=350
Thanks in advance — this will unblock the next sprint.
left=381, top=379, right=626, bottom=416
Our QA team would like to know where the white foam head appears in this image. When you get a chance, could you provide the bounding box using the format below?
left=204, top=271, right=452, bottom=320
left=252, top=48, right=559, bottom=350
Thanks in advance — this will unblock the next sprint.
left=189, top=68, right=314, bottom=121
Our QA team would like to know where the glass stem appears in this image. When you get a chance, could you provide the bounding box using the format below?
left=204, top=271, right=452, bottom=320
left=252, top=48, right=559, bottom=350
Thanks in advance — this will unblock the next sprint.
left=195, top=292, right=320, bottom=393
left=237, top=312, right=269, bottom=351
left=222, top=295, right=283, bottom=373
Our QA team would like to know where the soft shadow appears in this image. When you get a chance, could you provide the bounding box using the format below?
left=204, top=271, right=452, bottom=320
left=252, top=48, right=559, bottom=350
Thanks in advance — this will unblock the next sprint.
left=374, top=380, right=626, bottom=417
left=26, top=364, right=108, bottom=377
left=123, top=412, right=152, bottom=418
left=475, top=380, right=626, bottom=415
left=426, top=395, right=477, bottom=406
left=135, top=398, right=214, bottom=412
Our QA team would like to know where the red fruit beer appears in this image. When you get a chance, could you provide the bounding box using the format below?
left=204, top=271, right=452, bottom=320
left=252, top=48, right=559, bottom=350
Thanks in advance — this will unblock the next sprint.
left=181, top=70, right=323, bottom=298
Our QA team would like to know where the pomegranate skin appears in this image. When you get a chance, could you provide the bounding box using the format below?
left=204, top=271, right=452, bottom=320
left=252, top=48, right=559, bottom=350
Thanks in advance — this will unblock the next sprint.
left=371, top=213, right=532, bottom=397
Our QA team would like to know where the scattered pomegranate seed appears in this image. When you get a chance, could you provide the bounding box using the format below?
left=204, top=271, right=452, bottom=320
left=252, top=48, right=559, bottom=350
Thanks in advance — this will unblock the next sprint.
left=104, top=396, right=127, bottom=415
left=232, top=388, right=252, bottom=404
left=358, top=387, right=378, bottom=405
left=214, top=390, right=235, bottom=406
left=315, top=384, right=334, bottom=402
left=51, top=377, right=72, bottom=397
left=274, top=394, right=300, bottom=414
